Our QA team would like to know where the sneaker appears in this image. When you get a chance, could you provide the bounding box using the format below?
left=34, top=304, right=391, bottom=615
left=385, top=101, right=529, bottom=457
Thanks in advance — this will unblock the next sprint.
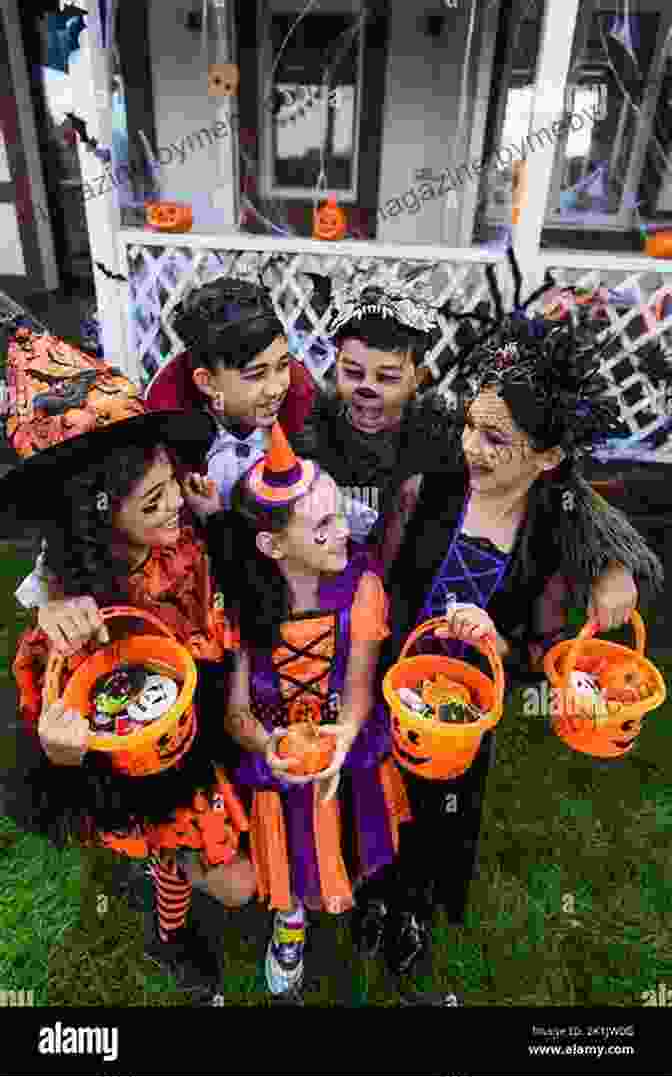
left=351, top=899, right=388, bottom=959
left=399, top=988, right=462, bottom=1006
left=143, top=913, right=221, bottom=999
left=265, top=912, right=306, bottom=996
left=268, top=983, right=305, bottom=1006
left=384, top=910, right=431, bottom=977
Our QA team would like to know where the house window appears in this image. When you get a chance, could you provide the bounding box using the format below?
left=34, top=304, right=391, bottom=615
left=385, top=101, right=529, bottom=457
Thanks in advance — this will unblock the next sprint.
left=261, top=11, right=363, bottom=201
left=544, top=1, right=672, bottom=248
left=472, top=0, right=548, bottom=242
left=235, top=0, right=389, bottom=240
left=475, top=0, right=672, bottom=254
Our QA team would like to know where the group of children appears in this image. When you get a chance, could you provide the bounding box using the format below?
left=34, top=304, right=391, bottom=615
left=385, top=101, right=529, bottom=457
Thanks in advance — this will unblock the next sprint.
left=2, top=253, right=662, bottom=1005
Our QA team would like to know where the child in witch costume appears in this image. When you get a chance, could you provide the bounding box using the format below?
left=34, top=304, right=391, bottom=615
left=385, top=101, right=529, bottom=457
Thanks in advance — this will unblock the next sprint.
left=359, top=252, right=664, bottom=1003
left=203, top=422, right=411, bottom=999
left=1, top=325, right=256, bottom=999
left=14, top=277, right=317, bottom=608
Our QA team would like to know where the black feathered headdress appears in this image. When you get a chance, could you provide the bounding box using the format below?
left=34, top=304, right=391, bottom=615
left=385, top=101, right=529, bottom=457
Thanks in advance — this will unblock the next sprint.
left=446, top=247, right=629, bottom=459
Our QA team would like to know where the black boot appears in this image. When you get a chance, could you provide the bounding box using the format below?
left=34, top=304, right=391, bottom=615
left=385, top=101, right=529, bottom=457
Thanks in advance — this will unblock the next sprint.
left=351, top=899, right=388, bottom=959
left=143, top=909, right=221, bottom=1000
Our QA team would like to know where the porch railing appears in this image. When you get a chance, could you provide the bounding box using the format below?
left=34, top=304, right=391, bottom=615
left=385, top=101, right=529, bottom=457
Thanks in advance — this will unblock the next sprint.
left=117, top=229, right=672, bottom=455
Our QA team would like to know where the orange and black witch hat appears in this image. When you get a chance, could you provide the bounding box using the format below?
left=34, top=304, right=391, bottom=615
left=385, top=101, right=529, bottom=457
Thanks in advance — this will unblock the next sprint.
left=246, top=421, right=318, bottom=507
left=0, top=328, right=216, bottom=529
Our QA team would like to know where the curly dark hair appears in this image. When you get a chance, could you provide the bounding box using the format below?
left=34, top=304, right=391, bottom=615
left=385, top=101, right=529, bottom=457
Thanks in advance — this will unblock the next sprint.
left=171, top=278, right=286, bottom=374
left=43, top=441, right=167, bottom=602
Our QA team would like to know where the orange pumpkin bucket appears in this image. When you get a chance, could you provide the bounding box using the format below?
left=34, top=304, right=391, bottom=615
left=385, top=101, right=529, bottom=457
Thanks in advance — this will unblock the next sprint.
left=383, top=617, right=505, bottom=780
left=543, top=610, right=666, bottom=759
left=44, top=607, right=198, bottom=778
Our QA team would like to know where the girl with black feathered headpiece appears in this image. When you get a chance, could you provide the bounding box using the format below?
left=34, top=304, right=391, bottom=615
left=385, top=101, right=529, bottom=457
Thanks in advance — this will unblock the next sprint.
left=290, top=265, right=641, bottom=635
left=351, top=250, right=664, bottom=1004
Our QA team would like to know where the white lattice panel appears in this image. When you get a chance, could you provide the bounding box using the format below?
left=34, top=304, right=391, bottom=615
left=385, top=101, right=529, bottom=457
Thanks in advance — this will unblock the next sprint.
left=123, top=242, right=511, bottom=392
left=121, top=239, right=672, bottom=458
left=537, top=265, right=672, bottom=458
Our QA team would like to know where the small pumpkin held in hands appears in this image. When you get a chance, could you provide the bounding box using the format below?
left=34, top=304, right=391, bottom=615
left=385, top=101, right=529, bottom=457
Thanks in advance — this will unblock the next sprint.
left=277, top=721, right=337, bottom=776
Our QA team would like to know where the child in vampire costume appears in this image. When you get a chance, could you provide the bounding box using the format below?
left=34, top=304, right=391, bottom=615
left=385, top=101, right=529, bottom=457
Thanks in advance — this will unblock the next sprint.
left=0, top=322, right=255, bottom=1000
left=354, top=252, right=664, bottom=1002
left=13, top=278, right=317, bottom=609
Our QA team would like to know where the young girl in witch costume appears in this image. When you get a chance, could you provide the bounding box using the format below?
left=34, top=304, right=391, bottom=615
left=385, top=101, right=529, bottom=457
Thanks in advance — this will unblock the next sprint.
left=1, top=324, right=255, bottom=1000
left=14, top=277, right=316, bottom=609
left=204, top=421, right=411, bottom=999
left=358, top=251, right=664, bottom=1004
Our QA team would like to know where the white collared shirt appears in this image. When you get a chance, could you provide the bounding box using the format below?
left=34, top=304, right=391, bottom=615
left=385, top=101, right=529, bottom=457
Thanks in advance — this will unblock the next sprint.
left=205, top=420, right=270, bottom=509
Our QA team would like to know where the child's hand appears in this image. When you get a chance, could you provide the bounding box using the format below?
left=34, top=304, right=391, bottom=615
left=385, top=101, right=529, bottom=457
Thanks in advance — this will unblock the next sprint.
left=182, top=473, right=222, bottom=520
left=587, top=562, right=637, bottom=632
left=434, top=604, right=497, bottom=645
left=314, top=719, right=359, bottom=802
left=38, top=700, right=89, bottom=766
left=38, top=596, right=109, bottom=657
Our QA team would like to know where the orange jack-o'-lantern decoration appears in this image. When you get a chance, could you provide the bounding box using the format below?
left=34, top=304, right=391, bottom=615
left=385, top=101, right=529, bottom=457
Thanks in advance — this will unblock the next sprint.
left=44, top=607, right=198, bottom=778
left=645, top=231, right=672, bottom=259
left=544, top=610, right=666, bottom=759
left=383, top=617, right=504, bottom=781
left=146, top=202, right=193, bottom=233
left=511, top=160, right=528, bottom=226
left=313, top=196, right=347, bottom=241
left=277, top=721, right=336, bottom=776
left=208, top=62, right=239, bottom=97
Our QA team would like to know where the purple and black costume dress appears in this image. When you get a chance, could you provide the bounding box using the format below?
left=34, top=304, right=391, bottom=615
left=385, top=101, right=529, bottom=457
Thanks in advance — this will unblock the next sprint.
left=232, top=549, right=411, bottom=912
left=375, top=457, right=662, bottom=926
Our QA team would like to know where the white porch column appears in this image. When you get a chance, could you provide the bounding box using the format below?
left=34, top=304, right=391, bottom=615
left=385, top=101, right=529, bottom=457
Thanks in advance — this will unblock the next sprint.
left=209, top=0, right=239, bottom=228
left=69, top=5, right=136, bottom=382
left=513, top=0, right=581, bottom=294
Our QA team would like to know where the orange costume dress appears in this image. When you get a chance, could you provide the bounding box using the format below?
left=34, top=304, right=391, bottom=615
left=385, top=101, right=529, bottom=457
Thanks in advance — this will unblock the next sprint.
left=231, top=544, right=411, bottom=913
left=13, top=525, right=248, bottom=870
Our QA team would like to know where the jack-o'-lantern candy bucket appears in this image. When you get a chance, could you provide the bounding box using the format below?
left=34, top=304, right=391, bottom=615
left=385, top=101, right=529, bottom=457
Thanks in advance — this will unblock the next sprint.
left=544, top=610, right=666, bottom=759
left=383, top=617, right=505, bottom=780
left=44, top=606, right=197, bottom=778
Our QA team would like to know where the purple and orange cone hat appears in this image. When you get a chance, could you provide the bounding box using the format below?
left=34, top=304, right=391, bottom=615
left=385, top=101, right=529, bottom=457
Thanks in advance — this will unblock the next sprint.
left=246, top=421, right=319, bottom=507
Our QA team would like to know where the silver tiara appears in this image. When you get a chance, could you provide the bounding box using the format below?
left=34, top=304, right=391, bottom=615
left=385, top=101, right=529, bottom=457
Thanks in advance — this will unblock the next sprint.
left=327, top=276, right=445, bottom=336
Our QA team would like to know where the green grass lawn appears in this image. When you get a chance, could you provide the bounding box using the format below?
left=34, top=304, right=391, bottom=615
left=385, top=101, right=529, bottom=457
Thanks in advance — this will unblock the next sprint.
left=1, top=542, right=671, bottom=1006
